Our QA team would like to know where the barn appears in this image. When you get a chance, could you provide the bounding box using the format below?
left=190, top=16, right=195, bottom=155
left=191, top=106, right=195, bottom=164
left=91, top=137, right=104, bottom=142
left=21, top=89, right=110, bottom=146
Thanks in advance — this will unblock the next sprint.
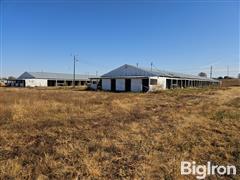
left=16, top=72, right=98, bottom=87
left=95, top=64, right=219, bottom=92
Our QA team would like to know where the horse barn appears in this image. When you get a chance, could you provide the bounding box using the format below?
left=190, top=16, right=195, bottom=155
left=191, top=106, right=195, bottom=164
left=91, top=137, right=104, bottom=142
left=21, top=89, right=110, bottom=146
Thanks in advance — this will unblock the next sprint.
left=92, top=64, right=219, bottom=92
left=16, top=72, right=98, bottom=87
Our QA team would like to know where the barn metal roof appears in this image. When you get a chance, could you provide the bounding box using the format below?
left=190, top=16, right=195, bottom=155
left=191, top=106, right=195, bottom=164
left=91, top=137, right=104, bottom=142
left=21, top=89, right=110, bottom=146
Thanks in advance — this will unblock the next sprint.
left=18, top=72, right=98, bottom=81
left=101, top=64, right=218, bottom=82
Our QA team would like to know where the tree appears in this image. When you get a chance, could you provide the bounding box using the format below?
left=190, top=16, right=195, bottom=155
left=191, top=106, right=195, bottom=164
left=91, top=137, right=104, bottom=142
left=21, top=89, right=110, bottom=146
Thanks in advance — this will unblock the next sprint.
left=8, top=76, right=16, bottom=81
left=224, top=76, right=232, bottom=79
left=198, top=72, right=207, bottom=77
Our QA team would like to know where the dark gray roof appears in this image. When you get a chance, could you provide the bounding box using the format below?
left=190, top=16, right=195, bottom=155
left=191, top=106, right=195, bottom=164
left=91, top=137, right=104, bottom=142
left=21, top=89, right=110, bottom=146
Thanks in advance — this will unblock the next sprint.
left=101, top=64, right=218, bottom=82
left=18, top=72, right=98, bottom=81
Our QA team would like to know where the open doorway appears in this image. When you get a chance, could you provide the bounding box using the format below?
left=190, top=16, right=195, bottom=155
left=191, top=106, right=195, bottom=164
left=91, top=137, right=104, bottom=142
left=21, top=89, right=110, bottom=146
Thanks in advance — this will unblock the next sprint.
left=142, top=79, right=149, bottom=92
left=48, top=80, right=56, bottom=86
left=166, top=79, right=171, bottom=89
left=125, top=79, right=131, bottom=92
left=177, top=80, right=181, bottom=88
left=111, top=79, right=116, bottom=91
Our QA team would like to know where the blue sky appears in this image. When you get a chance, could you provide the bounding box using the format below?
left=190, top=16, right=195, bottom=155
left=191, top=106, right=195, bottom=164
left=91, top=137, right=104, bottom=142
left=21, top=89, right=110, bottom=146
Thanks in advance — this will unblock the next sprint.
left=0, top=0, right=239, bottom=78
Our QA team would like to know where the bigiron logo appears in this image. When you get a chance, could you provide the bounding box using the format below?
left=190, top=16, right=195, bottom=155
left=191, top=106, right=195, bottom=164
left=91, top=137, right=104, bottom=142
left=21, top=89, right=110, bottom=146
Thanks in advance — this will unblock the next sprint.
left=181, top=161, right=237, bottom=179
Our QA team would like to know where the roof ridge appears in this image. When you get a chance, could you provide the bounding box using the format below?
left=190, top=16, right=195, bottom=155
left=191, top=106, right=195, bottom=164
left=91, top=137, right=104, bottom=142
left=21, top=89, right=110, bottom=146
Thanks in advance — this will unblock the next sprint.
left=28, top=71, right=96, bottom=76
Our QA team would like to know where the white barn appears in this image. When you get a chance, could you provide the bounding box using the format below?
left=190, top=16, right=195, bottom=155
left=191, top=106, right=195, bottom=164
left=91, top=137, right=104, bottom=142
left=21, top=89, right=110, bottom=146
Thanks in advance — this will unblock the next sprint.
left=94, top=64, right=219, bottom=92
left=16, top=72, right=98, bottom=87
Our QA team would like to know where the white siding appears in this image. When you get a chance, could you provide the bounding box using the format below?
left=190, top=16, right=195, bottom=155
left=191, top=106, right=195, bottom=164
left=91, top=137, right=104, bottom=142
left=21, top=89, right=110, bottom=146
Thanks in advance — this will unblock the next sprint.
left=158, top=77, right=167, bottom=90
left=149, top=77, right=166, bottom=91
left=116, top=79, right=125, bottom=91
left=25, top=79, right=48, bottom=87
left=131, top=79, right=142, bottom=92
left=102, top=79, right=111, bottom=90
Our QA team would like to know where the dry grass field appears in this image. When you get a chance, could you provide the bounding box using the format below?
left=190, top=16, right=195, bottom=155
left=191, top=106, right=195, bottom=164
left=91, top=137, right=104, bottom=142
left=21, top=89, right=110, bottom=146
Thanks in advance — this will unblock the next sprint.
left=0, top=87, right=239, bottom=179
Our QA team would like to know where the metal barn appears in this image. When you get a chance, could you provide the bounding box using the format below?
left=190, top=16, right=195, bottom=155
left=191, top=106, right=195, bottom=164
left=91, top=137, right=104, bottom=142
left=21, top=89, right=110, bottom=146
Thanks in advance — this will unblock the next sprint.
left=16, top=72, right=98, bottom=87
left=92, top=64, right=219, bottom=92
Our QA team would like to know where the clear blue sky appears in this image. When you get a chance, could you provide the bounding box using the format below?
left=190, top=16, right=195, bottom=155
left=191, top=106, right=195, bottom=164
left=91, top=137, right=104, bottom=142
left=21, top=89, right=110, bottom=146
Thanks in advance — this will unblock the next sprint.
left=0, top=0, right=239, bottom=78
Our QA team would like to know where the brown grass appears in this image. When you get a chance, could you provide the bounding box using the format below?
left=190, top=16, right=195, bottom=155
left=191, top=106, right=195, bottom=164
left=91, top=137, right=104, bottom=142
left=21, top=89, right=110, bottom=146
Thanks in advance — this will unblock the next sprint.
left=0, top=87, right=239, bottom=179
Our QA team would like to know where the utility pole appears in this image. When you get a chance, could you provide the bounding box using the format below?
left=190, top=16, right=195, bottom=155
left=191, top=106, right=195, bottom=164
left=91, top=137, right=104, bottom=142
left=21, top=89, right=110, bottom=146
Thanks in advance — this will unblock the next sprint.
left=210, top=66, right=213, bottom=79
left=72, top=54, right=78, bottom=88
left=73, top=55, right=76, bottom=88
left=136, top=63, right=139, bottom=67
left=151, top=62, right=153, bottom=71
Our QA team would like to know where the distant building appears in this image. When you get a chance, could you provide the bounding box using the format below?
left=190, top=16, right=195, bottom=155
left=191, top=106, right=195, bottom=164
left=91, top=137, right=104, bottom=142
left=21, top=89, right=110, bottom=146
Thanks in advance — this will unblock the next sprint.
left=16, top=72, right=98, bottom=87
left=93, top=64, right=219, bottom=92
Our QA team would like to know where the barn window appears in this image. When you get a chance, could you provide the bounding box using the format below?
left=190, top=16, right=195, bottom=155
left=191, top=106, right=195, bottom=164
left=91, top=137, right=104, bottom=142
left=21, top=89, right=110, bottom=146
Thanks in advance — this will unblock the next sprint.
left=150, top=79, right=158, bottom=85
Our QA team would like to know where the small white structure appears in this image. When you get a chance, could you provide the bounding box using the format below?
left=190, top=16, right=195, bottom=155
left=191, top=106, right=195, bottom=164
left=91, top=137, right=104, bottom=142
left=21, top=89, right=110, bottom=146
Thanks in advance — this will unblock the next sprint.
left=95, top=64, right=219, bottom=92
left=24, top=79, right=48, bottom=87
left=16, top=72, right=98, bottom=87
